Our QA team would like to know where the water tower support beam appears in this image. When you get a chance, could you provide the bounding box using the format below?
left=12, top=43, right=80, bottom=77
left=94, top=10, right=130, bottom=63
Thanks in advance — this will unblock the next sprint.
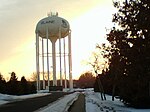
left=36, top=33, right=40, bottom=91
left=68, top=31, right=73, bottom=89
left=59, top=27, right=62, bottom=86
left=46, top=28, right=50, bottom=87
left=42, top=38, right=45, bottom=89
left=63, top=38, right=67, bottom=89
left=52, top=41, right=57, bottom=86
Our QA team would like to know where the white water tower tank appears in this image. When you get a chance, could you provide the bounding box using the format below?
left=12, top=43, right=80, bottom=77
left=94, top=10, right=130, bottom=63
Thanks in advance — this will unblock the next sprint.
left=35, top=13, right=70, bottom=42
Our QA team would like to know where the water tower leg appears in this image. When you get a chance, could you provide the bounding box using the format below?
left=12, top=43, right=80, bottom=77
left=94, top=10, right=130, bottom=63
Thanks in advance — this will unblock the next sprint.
left=36, top=33, right=40, bottom=91
left=63, top=38, right=67, bottom=89
left=59, top=29, right=62, bottom=86
left=68, top=31, right=73, bottom=89
left=52, top=41, right=57, bottom=86
left=46, top=29, right=50, bottom=87
left=42, top=38, right=45, bottom=89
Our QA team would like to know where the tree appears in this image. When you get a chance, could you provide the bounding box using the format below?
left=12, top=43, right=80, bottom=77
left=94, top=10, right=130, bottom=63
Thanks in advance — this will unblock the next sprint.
left=30, top=72, right=37, bottom=81
left=19, top=76, right=37, bottom=94
left=19, top=76, right=29, bottom=95
left=0, top=72, right=37, bottom=95
left=104, top=0, right=150, bottom=108
left=106, top=29, right=130, bottom=101
left=10, top=72, right=18, bottom=81
left=88, top=48, right=108, bottom=100
left=78, top=71, right=95, bottom=88
left=6, top=72, right=19, bottom=95
left=0, top=73, right=6, bottom=93
left=29, top=83, right=37, bottom=94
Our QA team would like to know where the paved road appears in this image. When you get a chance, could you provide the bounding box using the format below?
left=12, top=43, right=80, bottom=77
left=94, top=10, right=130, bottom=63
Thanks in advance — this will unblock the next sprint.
left=0, top=92, right=70, bottom=112
left=68, top=93, right=85, bottom=112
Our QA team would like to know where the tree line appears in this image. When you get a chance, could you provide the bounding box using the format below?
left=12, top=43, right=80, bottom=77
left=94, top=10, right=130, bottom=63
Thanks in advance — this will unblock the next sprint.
left=0, top=72, right=36, bottom=95
left=76, top=71, right=95, bottom=88
left=94, top=0, right=150, bottom=108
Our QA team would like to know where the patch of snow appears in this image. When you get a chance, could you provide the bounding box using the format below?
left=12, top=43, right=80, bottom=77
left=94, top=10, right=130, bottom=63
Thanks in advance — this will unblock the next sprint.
left=35, top=92, right=80, bottom=112
left=0, top=89, right=150, bottom=112
left=0, top=92, right=51, bottom=105
left=85, top=91, right=150, bottom=112
left=38, top=90, right=50, bottom=93
left=63, top=88, right=70, bottom=92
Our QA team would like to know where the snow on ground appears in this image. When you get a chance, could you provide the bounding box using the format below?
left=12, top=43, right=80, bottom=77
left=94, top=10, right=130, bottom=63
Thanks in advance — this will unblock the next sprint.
left=0, top=89, right=50, bottom=105
left=35, top=92, right=80, bottom=112
left=0, top=88, right=150, bottom=112
left=85, top=90, right=150, bottom=112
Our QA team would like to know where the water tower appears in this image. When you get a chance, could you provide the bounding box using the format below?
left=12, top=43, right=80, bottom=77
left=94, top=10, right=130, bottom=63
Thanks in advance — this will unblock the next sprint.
left=35, top=12, right=73, bottom=90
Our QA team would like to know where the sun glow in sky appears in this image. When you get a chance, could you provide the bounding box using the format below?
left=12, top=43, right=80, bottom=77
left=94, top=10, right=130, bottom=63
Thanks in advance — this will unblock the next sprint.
left=0, top=0, right=116, bottom=80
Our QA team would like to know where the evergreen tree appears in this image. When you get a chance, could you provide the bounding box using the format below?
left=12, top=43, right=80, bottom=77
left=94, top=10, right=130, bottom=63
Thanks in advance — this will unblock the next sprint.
left=29, top=83, right=37, bottom=94
left=19, top=76, right=29, bottom=95
left=0, top=73, right=6, bottom=93
left=6, top=72, right=19, bottom=95
left=104, top=0, right=150, bottom=108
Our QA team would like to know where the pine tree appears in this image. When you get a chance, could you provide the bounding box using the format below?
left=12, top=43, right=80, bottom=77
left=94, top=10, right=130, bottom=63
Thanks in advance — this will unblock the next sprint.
left=0, top=73, right=6, bottom=93
left=6, top=72, right=19, bottom=95
left=105, top=0, right=150, bottom=108
left=19, top=76, right=29, bottom=95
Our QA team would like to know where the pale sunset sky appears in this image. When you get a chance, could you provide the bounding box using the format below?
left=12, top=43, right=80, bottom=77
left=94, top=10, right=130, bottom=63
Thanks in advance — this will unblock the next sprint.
left=0, top=0, right=116, bottom=80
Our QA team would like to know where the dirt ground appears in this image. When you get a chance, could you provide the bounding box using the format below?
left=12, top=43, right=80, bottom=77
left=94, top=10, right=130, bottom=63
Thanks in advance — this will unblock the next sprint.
left=68, top=93, right=85, bottom=112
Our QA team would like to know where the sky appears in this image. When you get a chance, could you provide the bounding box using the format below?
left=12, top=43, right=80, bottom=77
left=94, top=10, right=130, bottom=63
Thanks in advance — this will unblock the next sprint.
left=0, top=0, right=116, bottom=80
